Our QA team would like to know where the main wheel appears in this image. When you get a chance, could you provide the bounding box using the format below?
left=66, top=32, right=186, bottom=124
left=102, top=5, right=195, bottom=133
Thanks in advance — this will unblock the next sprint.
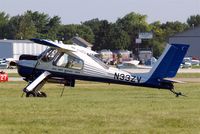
left=26, top=91, right=37, bottom=97
left=37, top=92, right=47, bottom=97
left=41, top=92, right=47, bottom=97
left=176, top=92, right=182, bottom=97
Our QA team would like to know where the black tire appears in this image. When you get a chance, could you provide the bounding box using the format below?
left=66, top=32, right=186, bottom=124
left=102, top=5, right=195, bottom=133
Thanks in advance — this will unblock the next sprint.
left=37, top=92, right=47, bottom=97
left=26, top=91, right=37, bottom=97
left=40, top=92, right=47, bottom=97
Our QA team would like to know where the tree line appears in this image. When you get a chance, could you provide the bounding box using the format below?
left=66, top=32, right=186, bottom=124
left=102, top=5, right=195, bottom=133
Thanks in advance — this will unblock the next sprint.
left=0, top=10, right=200, bottom=57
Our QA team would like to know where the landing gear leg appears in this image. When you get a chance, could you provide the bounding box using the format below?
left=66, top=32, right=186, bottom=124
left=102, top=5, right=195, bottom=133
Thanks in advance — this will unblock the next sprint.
left=36, top=91, right=47, bottom=97
left=24, top=80, right=47, bottom=98
left=22, top=71, right=51, bottom=98
left=170, top=88, right=186, bottom=97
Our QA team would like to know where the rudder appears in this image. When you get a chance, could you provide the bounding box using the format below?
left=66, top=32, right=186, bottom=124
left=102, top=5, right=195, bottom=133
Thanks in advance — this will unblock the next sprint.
left=148, top=44, right=189, bottom=79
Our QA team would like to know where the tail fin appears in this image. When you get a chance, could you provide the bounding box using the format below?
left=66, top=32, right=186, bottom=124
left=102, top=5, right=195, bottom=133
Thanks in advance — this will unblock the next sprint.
left=148, top=44, right=189, bottom=79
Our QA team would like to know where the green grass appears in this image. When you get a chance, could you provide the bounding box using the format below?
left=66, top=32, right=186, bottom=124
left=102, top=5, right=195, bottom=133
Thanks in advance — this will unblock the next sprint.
left=0, top=81, right=200, bottom=134
left=191, top=65, right=200, bottom=69
left=7, top=73, right=20, bottom=77
left=175, top=73, right=200, bottom=78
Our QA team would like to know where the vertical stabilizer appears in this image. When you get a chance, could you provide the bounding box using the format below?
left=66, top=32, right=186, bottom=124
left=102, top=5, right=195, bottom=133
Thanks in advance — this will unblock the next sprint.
left=148, top=44, right=189, bottom=79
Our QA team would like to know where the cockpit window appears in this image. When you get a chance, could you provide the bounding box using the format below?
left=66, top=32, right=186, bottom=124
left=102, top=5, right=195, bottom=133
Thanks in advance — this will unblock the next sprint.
left=55, top=53, right=83, bottom=70
left=41, top=49, right=58, bottom=62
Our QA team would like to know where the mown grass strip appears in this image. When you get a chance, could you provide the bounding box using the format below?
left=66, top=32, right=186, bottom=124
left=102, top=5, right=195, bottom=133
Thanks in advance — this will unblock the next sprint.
left=0, top=82, right=200, bottom=133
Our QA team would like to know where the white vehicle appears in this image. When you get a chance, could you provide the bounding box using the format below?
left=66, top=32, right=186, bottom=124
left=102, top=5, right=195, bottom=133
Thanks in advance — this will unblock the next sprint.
left=0, top=59, right=9, bottom=69
left=191, top=59, right=200, bottom=66
left=17, top=39, right=189, bottom=97
left=117, top=60, right=140, bottom=69
left=117, top=60, right=151, bottom=69
left=183, top=57, right=200, bottom=66
left=180, top=62, right=192, bottom=68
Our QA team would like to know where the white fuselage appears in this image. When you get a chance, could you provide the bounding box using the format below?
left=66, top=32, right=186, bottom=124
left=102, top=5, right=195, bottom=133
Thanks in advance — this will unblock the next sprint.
left=18, top=49, right=148, bottom=85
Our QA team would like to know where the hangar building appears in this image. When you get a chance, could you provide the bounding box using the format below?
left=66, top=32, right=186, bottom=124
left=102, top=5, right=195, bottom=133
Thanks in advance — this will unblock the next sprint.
left=169, top=26, right=200, bottom=59
left=0, top=40, right=47, bottom=60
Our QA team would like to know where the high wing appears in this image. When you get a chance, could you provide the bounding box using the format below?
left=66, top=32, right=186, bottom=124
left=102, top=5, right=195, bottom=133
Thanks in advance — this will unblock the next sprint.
left=30, top=38, right=76, bottom=51
left=30, top=38, right=97, bottom=55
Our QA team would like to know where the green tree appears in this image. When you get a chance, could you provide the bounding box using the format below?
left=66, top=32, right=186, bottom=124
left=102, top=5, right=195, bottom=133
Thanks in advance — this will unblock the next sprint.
left=84, top=19, right=109, bottom=50
left=6, top=10, right=62, bottom=39
left=0, top=12, right=9, bottom=39
left=116, top=12, right=151, bottom=52
left=108, top=24, right=130, bottom=50
left=161, top=21, right=188, bottom=39
left=187, top=15, right=200, bottom=27
left=148, top=39, right=165, bottom=58
left=24, top=10, right=50, bottom=38
left=6, top=15, right=35, bottom=39
left=0, top=10, right=193, bottom=57
left=85, top=14, right=151, bottom=51
left=92, top=20, right=112, bottom=50
left=149, top=21, right=166, bottom=57
left=83, top=18, right=102, bottom=35
left=150, top=21, right=165, bottom=41
left=16, top=13, right=37, bottom=39
left=46, top=16, right=61, bottom=40
left=58, top=24, right=94, bottom=44
left=149, top=21, right=188, bottom=57
left=6, top=15, right=21, bottom=39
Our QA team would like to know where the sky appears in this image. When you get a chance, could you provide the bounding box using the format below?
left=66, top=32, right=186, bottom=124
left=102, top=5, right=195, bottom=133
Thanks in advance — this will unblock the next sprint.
left=0, top=0, right=200, bottom=24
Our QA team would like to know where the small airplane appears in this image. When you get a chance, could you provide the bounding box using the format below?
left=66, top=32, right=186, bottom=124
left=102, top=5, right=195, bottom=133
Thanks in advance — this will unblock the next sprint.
left=17, top=38, right=189, bottom=97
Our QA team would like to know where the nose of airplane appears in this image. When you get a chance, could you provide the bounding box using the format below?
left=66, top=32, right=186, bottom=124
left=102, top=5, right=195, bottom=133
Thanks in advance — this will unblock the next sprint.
left=17, top=54, right=38, bottom=78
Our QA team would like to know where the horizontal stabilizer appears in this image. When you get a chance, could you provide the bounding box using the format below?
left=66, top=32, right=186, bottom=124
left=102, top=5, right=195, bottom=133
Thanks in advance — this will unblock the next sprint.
left=164, top=78, right=185, bottom=83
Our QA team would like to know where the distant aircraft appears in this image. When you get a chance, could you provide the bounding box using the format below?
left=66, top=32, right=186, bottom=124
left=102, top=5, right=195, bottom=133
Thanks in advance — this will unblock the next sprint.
left=17, top=39, right=189, bottom=97
left=117, top=60, right=152, bottom=69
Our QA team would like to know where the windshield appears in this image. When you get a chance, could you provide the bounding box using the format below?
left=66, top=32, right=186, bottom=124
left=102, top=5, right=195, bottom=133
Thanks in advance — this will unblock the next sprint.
left=38, top=48, right=49, bottom=59
left=39, top=48, right=58, bottom=62
left=89, top=54, right=109, bottom=69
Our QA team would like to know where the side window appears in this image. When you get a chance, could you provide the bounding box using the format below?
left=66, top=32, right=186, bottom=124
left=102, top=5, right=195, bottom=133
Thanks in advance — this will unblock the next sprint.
left=55, top=53, right=83, bottom=70
left=42, top=49, right=58, bottom=62
left=56, top=53, right=69, bottom=67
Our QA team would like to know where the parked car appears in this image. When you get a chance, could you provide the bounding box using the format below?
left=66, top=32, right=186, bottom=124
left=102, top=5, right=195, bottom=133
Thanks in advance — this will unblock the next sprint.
left=117, top=60, right=140, bottom=69
left=117, top=60, right=152, bottom=69
left=0, top=58, right=17, bottom=69
left=0, top=59, right=9, bottom=69
left=181, top=57, right=200, bottom=68
left=180, top=62, right=192, bottom=68
left=180, top=57, right=195, bottom=68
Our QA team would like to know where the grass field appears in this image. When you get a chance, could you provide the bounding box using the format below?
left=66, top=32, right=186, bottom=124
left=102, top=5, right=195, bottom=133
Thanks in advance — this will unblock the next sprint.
left=176, top=73, right=200, bottom=78
left=1, top=81, right=200, bottom=134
